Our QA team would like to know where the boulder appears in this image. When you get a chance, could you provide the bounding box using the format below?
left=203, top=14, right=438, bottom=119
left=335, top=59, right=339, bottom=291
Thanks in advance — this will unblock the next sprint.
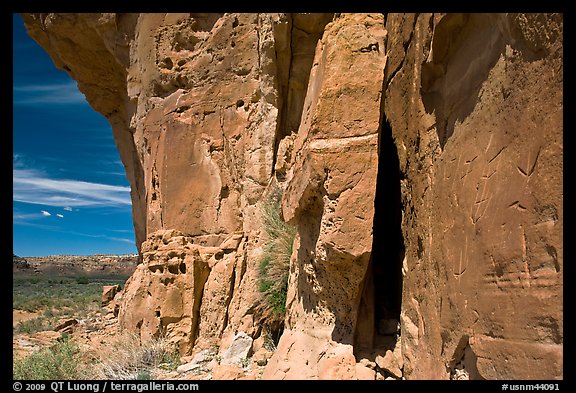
left=101, top=285, right=120, bottom=306
left=375, top=350, right=402, bottom=379
left=212, top=364, right=245, bottom=380
left=220, top=331, right=253, bottom=366
left=53, top=319, right=78, bottom=334
left=355, top=363, right=376, bottom=380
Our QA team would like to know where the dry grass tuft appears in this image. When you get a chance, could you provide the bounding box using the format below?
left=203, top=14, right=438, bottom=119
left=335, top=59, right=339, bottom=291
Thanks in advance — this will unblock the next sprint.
left=256, top=187, right=296, bottom=331
left=91, top=332, right=179, bottom=380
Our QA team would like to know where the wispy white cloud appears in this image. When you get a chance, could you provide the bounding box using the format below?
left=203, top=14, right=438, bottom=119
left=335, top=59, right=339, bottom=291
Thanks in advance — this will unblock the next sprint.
left=54, top=228, right=134, bottom=244
left=94, top=170, right=127, bottom=177
left=56, top=214, right=64, bottom=218
left=63, top=207, right=73, bottom=211
left=108, top=237, right=134, bottom=244
left=13, top=218, right=134, bottom=244
left=41, top=210, right=51, bottom=216
left=108, top=229, right=134, bottom=234
left=13, top=165, right=132, bottom=208
left=13, top=211, right=50, bottom=223
left=13, top=81, right=87, bottom=105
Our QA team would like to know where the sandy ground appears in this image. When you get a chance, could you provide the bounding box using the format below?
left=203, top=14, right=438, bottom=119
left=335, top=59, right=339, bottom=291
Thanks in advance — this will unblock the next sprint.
left=13, top=310, right=39, bottom=328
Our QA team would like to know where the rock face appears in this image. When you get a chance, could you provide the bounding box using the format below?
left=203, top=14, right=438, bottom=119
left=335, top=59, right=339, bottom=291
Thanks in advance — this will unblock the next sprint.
left=384, top=13, right=563, bottom=380
left=22, top=13, right=563, bottom=379
left=118, top=229, right=210, bottom=354
left=264, top=13, right=386, bottom=379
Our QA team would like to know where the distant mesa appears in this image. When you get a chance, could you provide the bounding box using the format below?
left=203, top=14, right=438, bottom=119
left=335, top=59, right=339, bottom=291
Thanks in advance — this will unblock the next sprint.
left=13, top=254, right=30, bottom=270
left=12, top=254, right=138, bottom=277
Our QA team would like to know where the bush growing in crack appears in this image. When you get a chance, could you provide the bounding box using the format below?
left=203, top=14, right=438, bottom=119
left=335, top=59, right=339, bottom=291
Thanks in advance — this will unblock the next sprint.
left=256, top=187, right=296, bottom=331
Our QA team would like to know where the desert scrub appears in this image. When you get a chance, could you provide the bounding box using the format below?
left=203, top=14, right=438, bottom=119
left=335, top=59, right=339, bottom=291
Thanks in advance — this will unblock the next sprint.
left=257, top=188, right=296, bottom=325
left=13, top=276, right=126, bottom=314
left=93, top=332, right=179, bottom=380
left=14, top=315, right=53, bottom=334
left=13, top=335, right=81, bottom=379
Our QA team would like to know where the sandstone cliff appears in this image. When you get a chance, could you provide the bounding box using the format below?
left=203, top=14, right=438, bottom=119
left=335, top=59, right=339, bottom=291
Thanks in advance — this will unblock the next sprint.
left=22, top=13, right=563, bottom=380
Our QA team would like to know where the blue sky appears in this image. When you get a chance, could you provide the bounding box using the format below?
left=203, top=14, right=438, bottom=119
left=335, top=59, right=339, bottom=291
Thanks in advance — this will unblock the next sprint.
left=13, top=14, right=137, bottom=257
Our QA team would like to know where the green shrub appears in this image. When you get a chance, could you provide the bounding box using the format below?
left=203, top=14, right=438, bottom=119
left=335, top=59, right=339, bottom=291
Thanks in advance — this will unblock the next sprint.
left=14, top=316, right=52, bottom=334
left=135, top=370, right=152, bottom=380
left=75, top=276, right=90, bottom=285
left=257, top=188, right=296, bottom=322
left=13, top=336, right=80, bottom=380
left=258, top=278, right=273, bottom=293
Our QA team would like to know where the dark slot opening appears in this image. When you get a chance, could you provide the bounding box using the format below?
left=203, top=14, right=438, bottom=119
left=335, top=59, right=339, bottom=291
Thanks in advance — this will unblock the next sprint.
left=372, top=116, right=405, bottom=336
left=354, top=116, right=405, bottom=356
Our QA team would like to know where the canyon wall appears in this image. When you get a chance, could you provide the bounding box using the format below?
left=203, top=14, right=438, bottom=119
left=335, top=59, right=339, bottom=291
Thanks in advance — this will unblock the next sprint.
left=383, top=13, right=563, bottom=380
left=22, top=13, right=563, bottom=379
